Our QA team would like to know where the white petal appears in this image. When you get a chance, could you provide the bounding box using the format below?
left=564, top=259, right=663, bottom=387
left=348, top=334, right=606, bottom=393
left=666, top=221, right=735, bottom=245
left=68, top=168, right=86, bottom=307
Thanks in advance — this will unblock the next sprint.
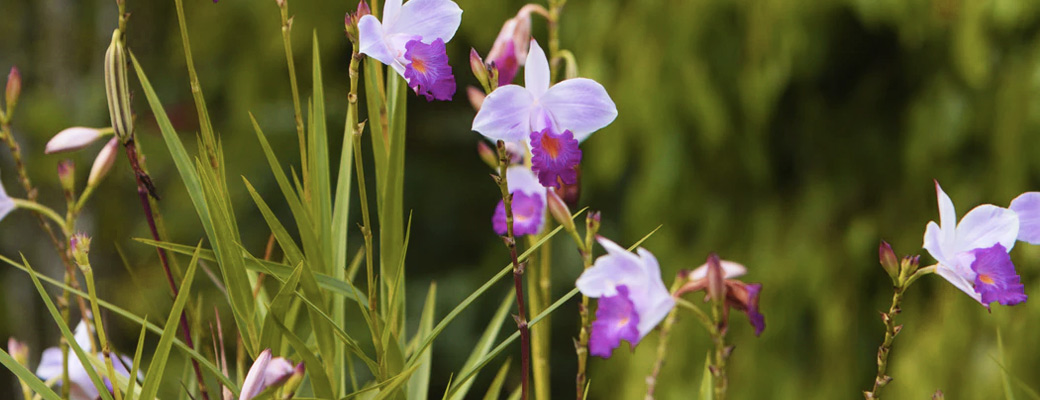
left=0, top=180, right=13, bottom=223
left=35, top=347, right=65, bottom=380
left=596, top=236, right=642, bottom=266
left=635, top=294, right=674, bottom=340
left=382, top=0, right=403, bottom=24
left=358, top=16, right=396, bottom=67
left=240, top=349, right=272, bottom=400
left=540, top=78, right=618, bottom=142
left=506, top=166, right=546, bottom=197
left=955, top=204, right=1019, bottom=252
left=472, top=85, right=536, bottom=142
left=923, top=221, right=953, bottom=267
left=935, top=181, right=957, bottom=247
left=689, top=260, right=747, bottom=281
left=575, top=254, right=643, bottom=298
left=45, top=127, right=104, bottom=154
left=524, top=40, right=550, bottom=98
left=1010, top=192, right=1040, bottom=245
left=935, top=262, right=983, bottom=304
left=73, top=321, right=93, bottom=349
left=387, top=0, right=462, bottom=43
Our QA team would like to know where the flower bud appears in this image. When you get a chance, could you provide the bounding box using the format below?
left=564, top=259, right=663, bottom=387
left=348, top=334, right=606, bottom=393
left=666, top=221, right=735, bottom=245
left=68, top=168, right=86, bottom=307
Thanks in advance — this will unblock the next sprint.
left=470, top=49, right=491, bottom=93
left=547, top=188, right=575, bottom=233
left=5, top=66, right=21, bottom=113
left=70, top=233, right=91, bottom=268
left=466, top=86, right=486, bottom=111
left=7, top=338, right=28, bottom=366
left=556, top=166, right=581, bottom=208
left=57, top=160, right=75, bottom=194
left=279, top=362, right=306, bottom=399
left=878, top=241, right=898, bottom=280
left=89, top=138, right=119, bottom=187
left=900, top=255, right=920, bottom=276
left=586, top=211, right=601, bottom=236
left=486, top=8, right=533, bottom=86
left=104, top=30, right=134, bottom=144
left=706, top=253, right=726, bottom=303
left=275, top=0, right=285, bottom=8
left=45, top=127, right=106, bottom=154
left=477, top=141, right=498, bottom=169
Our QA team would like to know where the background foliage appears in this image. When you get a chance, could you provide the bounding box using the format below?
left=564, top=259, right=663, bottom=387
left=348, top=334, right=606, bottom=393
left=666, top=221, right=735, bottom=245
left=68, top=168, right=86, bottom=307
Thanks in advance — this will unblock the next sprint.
left=3, top=0, right=1040, bottom=398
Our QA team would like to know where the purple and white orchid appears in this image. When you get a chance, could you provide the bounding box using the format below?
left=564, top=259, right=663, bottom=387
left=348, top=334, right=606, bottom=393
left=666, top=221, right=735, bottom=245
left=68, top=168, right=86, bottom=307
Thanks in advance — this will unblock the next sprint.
left=492, top=166, right=547, bottom=236
left=358, top=0, right=462, bottom=101
left=240, top=349, right=302, bottom=400
left=472, top=40, right=616, bottom=188
left=923, top=181, right=1040, bottom=306
left=36, top=322, right=136, bottom=400
left=576, top=237, right=674, bottom=358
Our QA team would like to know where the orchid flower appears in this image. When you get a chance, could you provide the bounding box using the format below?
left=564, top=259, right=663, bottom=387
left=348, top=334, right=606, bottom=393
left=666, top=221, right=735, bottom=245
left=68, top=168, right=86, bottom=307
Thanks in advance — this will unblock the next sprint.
left=472, top=40, right=616, bottom=188
left=922, top=181, right=1038, bottom=306
left=36, top=322, right=137, bottom=400
left=240, top=349, right=301, bottom=400
left=358, top=0, right=462, bottom=101
left=492, top=166, right=547, bottom=236
left=681, top=256, right=766, bottom=336
left=485, top=6, right=536, bottom=85
left=576, top=237, right=674, bottom=358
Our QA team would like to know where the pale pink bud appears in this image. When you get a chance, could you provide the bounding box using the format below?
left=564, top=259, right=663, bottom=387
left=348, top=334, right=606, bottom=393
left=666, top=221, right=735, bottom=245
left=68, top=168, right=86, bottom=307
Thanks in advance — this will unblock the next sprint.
left=5, top=67, right=20, bottom=110
left=546, top=189, right=575, bottom=233
left=57, top=160, right=75, bottom=193
left=7, top=338, right=28, bottom=366
left=487, top=8, right=533, bottom=85
left=467, top=86, right=486, bottom=111
left=240, top=349, right=297, bottom=400
left=88, top=138, right=119, bottom=186
left=45, top=127, right=105, bottom=154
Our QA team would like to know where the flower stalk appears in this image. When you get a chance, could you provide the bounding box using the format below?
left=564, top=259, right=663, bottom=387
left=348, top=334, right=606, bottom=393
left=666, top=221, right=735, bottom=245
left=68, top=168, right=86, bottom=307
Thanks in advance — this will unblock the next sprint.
left=573, top=211, right=598, bottom=399
left=496, top=139, right=530, bottom=400
left=73, top=234, right=124, bottom=400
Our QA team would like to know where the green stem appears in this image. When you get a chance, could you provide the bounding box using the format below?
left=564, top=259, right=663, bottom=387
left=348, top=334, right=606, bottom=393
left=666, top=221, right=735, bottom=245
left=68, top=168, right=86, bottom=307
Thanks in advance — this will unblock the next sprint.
left=710, top=297, right=727, bottom=400
left=527, top=234, right=549, bottom=400
left=82, top=266, right=123, bottom=400
left=13, top=199, right=69, bottom=235
left=496, top=140, right=530, bottom=400
left=278, top=2, right=308, bottom=193
left=574, top=217, right=594, bottom=400
left=865, top=286, right=904, bottom=399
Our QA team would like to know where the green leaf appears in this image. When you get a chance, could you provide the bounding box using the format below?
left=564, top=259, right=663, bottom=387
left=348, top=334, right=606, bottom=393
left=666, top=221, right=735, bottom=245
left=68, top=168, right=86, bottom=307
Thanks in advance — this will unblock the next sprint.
left=138, top=244, right=203, bottom=400
left=270, top=315, right=335, bottom=399
left=0, top=348, right=61, bottom=400
left=407, top=283, right=437, bottom=400
left=242, top=178, right=306, bottom=266
left=309, top=33, right=333, bottom=275
left=449, top=294, right=514, bottom=400
left=481, top=361, right=511, bottom=400
left=126, top=322, right=148, bottom=398
left=259, top=262, right=304, bottom=352
left=379, top=73, right=408, bottom=329
left=699, top=354, right=713, bottom=400
left=23, top=255, right=114, bottom=400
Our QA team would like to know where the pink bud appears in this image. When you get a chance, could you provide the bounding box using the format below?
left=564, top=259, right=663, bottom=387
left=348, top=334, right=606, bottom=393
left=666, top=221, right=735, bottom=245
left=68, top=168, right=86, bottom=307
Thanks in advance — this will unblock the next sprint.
left=58, top=159, right=75, bottom=192
left=7, top=338, right=28, bottom=366
left=487, top=8, right=533, bottom=85
left=546, top=189, right=575, bottom=233
left=467, top=86, right=486, bottom=111
left=355, top=0, right=370, bottom=20
left=6, top=66, right=21, bottom=110
left=241, top=349, right=297, bottom=400
left=878, top=241, right=899, bottom=280
left=45, top=127, right=106, bottom=154
left=88, top=138, right=119, bottom=186
left=477, top=141, right=498, bottom=169
left=706, top=253, right=726, bottom=303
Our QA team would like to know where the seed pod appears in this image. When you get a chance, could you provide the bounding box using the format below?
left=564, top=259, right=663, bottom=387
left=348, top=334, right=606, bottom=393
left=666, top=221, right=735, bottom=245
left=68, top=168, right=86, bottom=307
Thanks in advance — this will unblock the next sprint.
left=104, top=30, right=133, bottom=144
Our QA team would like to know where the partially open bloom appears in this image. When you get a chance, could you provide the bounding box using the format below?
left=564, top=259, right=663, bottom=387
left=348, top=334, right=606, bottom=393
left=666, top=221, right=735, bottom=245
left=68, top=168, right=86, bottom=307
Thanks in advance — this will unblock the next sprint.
left=576, top=237, right=674, bottom=358
left=485, top=7, right=534, bottom=85
left=681, top=256, right=766, bottom=336
left=358, top=0, right=462, bottom=101
left=240, top=349, right=299, bottom=400
left=45, top=127, right=107, bottom=154
left=923, top=181, right=1031, bottom=306
left=530, top=127, right=581, bottom=188
left=36, top=322, right=136, bottom=400
left=472, top=40, right=617, bottom=144
left=492, top=166, right=546, bottom=236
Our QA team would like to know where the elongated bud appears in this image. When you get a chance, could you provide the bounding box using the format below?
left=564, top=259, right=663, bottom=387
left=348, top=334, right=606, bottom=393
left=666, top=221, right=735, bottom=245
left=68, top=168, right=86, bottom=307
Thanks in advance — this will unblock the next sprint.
left=279, top=362, right=306, bottom=399
left=5, top=67, right=21, bottom=113
left=470, top=49, right=491, bottom=93
left=477, top=141, right=498, bottom=169
left=89, top=138, right=119, bottom=186
left=878, top=241, right=898, bottom=280
left=467, top=86, right=486, bottom=111
left=70, top=233, right=91, bottom=268
left=706, top=253, right=726, bottom=303
left=104, top=30, right=133, bottom=144
left=7, top=338, right=28, bottom=366
left=547, top=189, right=575, bottom=233
left=45, top=127, right=106, bottom=154
left=58, top=160, right=75, bottom=194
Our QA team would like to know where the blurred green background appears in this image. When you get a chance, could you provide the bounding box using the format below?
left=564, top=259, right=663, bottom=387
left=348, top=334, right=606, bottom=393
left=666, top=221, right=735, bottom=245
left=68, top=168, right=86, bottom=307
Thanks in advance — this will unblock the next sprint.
left=4, top=0, right=1040, bottom=398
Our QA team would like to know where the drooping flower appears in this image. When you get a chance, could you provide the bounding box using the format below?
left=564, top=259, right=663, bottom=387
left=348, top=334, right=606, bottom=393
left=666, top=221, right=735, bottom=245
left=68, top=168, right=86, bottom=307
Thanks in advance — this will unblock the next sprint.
left=485, top=6, right=536, bottom=85
left=358, top=0, right=462, bottom=101
left=36, top=322, right=137, bottom=400
left=530, top=127, right=581, bottom=188
left=923, top=181, right=1027, bottom=306
left=681, top=255, right=766, bottom=336
left=576, top=237, right=674, bottom=358
left=240, top=349, right=300, bottom=400
left=492, top=166, right=546, bottom=236
left=45, top=127, right=107, bottom=154
left=472, top=40, right=617, bottom=144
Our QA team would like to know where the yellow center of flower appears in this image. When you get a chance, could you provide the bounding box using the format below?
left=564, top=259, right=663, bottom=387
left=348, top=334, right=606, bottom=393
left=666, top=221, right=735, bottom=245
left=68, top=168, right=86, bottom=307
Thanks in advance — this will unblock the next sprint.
left=411, top=58, right=427, bottom=74
left=541, top=134, right=560, bottom=159
left=979, top=273, right=995, bottom=285
left=617, top=317, right=629, bottom=327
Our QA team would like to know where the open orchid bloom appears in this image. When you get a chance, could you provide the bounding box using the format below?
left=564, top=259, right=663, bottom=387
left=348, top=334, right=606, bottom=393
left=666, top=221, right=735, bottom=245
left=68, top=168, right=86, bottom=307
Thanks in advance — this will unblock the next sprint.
left=240, top=349, right=300, bottom=400
left=923, top=181, right=1029, bottom=306
left=472, top=40, right=617, bottom=144
left=358, top=0, right=462, bottom=101
left=681, top=257, right=766, bottom=336
left=36, top=322, right=137, bottom=400
left=576, top=237, right=674, bottom=358
left=492, top=166, right=547, bottom=236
